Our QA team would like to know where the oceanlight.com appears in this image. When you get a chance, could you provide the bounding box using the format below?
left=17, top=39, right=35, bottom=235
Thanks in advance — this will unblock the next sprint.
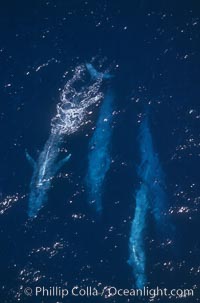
left=23, top=285, right=195, bottom=299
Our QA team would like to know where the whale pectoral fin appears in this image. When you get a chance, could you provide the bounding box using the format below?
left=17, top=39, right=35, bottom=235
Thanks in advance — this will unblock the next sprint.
left=25, top=149, right=36, bottom=168
left=56, top=153, right=71, bottom=172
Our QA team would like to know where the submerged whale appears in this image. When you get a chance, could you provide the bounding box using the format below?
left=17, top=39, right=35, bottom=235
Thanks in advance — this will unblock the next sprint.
left=128, top=116, right=169, bottom=288
left=86, top=90, right=114, bottom=213
left=26, top=63, right=109, bottom=218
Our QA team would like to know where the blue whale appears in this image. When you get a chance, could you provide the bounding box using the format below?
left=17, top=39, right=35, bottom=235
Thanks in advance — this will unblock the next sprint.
left=26, top=63, right=111, bottom=218
left=86, top=90, right=114, bottom=213
left=85, top=63, right=114, bottom=213
left=128, top=116, right=169, bottom=288
left=26, top=134, right=71, bottom=218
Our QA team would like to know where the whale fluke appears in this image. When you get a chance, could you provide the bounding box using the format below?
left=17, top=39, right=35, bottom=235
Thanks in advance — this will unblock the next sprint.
left=86, top=63, right=113, bottom=80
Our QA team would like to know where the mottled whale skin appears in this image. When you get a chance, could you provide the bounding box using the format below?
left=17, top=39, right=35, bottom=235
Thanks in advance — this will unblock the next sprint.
left=26, top=63, right=110, bottom=218
left=26, top=134, right=71, bottom=218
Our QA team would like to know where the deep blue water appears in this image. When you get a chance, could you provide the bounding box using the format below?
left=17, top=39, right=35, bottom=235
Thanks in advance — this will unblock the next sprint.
left=0, top=1, right=199, bottom=302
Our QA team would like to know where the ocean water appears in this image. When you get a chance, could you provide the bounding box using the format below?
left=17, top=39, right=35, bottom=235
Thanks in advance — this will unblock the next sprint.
left=0, top=1, right=199, bottom=302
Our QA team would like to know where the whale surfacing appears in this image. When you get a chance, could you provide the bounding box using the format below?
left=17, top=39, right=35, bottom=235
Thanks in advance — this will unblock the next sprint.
left=27, top=63, right=108, bottom=218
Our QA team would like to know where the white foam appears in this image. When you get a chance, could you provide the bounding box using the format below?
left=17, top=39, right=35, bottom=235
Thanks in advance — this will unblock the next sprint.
left=51, top=64, right=104, bottom=135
